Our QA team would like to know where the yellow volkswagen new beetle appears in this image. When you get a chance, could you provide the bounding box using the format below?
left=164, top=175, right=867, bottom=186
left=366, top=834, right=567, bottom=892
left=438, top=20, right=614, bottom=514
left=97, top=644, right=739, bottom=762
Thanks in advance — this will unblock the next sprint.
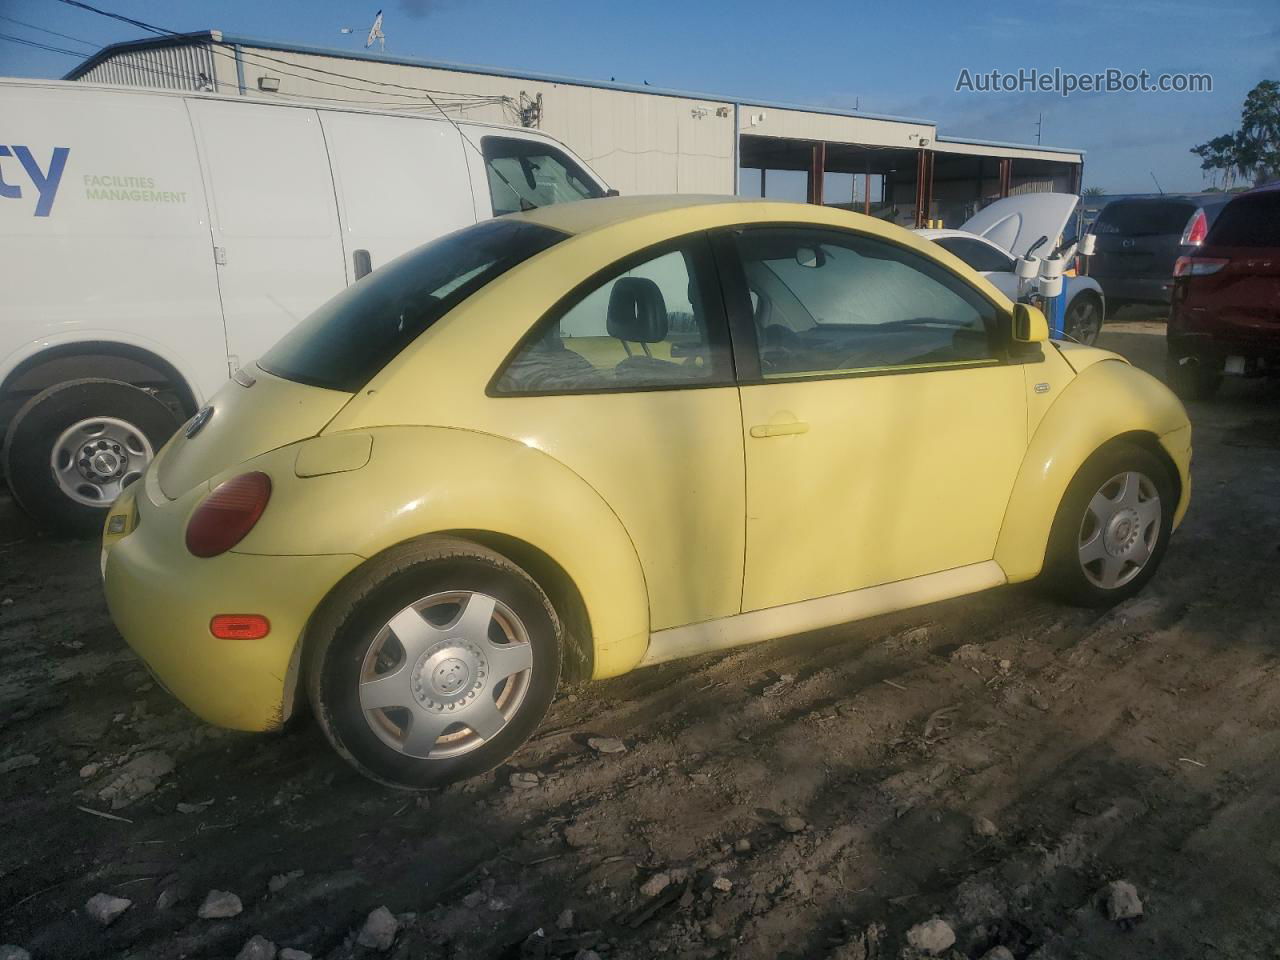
left=102, top=196, right=1191, bottom=788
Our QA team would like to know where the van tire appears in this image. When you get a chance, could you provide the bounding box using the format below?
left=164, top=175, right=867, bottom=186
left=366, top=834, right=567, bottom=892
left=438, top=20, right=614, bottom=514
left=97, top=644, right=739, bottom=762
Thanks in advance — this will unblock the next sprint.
left=306, top=537, right=562, bottom=789
left=2, top=379, right=181, bottom=537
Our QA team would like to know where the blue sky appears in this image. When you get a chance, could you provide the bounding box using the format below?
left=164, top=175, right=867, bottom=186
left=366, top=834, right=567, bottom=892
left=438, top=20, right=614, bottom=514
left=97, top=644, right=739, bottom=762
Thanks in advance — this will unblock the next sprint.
left=2, top=0, right=1277, bottom=193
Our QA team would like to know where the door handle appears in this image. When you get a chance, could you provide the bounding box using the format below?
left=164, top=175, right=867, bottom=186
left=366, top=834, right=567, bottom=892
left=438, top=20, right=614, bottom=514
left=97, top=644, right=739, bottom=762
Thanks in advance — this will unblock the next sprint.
left=749, top=421, right=809, bottom=438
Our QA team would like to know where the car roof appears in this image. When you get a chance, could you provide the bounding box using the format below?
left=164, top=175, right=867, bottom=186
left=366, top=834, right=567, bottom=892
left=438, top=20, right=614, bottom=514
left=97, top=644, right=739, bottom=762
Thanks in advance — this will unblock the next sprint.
left=511, top=194, right=753, bottom=236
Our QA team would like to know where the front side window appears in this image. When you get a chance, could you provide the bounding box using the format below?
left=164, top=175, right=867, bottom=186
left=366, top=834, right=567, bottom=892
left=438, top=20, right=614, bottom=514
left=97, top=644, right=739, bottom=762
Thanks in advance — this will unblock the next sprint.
left=733, top=228, right=1000, bottom=379
left=260, top=219, right=566, bottom=392
left=494, top=239, right=732, bottom=394
left=482, top=136, right=604, bottom=215
left=934, top=236, right=1015, bottom=273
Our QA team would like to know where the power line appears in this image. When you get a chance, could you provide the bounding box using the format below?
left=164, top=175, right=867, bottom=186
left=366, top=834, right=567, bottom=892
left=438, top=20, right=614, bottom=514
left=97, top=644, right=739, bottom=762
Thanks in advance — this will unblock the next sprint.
left=0, top=31, right=87, bottom=58
left=0, top=13, right=100, bottom=48
left=50, top=0, right=521, bottom=158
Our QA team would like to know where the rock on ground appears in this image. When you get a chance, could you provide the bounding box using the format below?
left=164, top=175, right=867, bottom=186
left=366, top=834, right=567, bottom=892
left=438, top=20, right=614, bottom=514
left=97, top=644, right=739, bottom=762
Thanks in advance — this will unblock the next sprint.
left=236, top=935, right=277, bottom=960
left=0, top=946, right=32, bottom=960
left=268, top=869, right=303, bottom=893
left=1104, top=879, right=1144, bottom=921
left=556, top=908, right=575, bottom=929
left=905, top=918, right=955, bottom=955
left=780, top=815, right=807, bottom=833
left=85, top=893, right=132, bottom=926
left=279, top=950, right=312, bottom=960
left=97, top=751, right=175, bottom=809
left=198, top=889, right=243, bottom=920
left=972, top=815, right=999, bottom=837
left=980, top=948, right=1016, bottom=960
left=639, top=872, right=671, bottom=897
left=357, top=905, right=399, bottom=950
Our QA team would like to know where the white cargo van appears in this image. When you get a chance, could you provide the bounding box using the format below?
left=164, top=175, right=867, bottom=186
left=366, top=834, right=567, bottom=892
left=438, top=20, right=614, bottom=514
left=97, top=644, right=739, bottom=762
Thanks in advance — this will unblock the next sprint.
left=0, top=78, right=609, bottom=533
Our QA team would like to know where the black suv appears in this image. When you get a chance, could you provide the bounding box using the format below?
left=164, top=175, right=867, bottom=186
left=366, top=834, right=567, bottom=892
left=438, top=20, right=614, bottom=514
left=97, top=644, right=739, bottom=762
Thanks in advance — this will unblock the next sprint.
left=1089, top=196, right=1230, bottom=311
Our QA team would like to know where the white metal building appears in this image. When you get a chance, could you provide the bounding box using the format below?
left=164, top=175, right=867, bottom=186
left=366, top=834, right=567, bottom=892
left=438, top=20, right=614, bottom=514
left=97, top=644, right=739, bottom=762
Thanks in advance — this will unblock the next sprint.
left=66, top=31, right=1084, bottom=228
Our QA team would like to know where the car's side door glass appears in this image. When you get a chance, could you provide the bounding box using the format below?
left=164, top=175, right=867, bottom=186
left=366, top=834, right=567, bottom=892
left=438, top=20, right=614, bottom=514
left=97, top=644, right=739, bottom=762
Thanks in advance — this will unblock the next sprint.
left=494, top=238, right=733, bottom=394
left=733, top=228, right=1002, bottom=379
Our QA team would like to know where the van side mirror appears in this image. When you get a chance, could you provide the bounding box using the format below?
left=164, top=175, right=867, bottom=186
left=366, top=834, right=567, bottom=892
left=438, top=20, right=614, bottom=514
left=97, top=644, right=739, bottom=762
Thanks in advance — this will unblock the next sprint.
left=352, top=249, right=372, bottom=281
left=1013, top=303, right=1049, bottom=343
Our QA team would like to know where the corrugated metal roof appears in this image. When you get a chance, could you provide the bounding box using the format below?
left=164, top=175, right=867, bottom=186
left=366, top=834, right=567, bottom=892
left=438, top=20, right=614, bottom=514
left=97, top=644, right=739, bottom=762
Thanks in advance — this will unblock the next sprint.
left=63, top=30, right=1083, bottom=159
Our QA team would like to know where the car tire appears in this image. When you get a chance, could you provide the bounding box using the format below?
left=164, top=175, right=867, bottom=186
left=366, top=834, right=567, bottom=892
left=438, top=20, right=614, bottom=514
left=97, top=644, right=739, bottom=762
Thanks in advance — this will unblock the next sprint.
left=1165, top=351, right=1221, bottom=401
left=1064, top=294, right=1103, bottom=346
left=306, top=537, right=562, bottom=789
left=2, top=378, right=180, bottom=538
left=1042, top=442, right=1176, bottom=608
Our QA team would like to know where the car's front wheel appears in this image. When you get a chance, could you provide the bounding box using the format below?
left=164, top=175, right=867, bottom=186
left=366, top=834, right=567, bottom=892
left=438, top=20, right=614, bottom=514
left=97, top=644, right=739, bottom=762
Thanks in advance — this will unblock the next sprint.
left=306, top=537, right=561, bottom=788
left=1043, top=443, right=1175, bottom=607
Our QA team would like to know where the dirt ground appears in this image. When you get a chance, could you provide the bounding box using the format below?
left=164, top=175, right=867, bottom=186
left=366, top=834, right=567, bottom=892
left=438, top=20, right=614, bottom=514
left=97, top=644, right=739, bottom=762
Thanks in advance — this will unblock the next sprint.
left=3, top=320, right=1280, bottom=960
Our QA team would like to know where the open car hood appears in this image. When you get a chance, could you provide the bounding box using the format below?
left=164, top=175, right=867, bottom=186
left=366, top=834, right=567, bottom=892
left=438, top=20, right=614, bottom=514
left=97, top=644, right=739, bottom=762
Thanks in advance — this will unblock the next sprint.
left=960, top=193, right=1079, bottom=259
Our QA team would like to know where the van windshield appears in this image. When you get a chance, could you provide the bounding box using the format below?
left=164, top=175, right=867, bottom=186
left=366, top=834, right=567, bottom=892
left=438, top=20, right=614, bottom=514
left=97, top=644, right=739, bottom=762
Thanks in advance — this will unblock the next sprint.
left=259, top=219, right=567, bottom=392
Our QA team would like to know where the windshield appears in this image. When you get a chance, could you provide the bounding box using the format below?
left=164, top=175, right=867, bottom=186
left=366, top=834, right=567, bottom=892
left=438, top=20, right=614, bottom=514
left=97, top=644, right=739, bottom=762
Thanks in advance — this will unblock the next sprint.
left=1093, top=199, right=1195, bottom=236
left=259, top=219, right=567, bottom=392
left=482, top=136, right=605, bottom=215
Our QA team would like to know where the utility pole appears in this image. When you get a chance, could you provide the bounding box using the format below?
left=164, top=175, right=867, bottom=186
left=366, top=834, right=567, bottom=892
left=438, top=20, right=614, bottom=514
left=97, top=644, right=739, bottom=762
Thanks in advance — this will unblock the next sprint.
left=1034, top=113, right=1043, bottom=145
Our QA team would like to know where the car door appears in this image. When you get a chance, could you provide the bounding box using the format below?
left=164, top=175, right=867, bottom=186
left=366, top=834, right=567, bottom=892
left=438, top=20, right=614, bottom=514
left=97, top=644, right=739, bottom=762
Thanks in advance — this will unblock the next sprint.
left=720, top=226, right=1029, bottom=613
left=187, top=99, right=347, bottom=370
left=488, top=234, right=744, bottom=632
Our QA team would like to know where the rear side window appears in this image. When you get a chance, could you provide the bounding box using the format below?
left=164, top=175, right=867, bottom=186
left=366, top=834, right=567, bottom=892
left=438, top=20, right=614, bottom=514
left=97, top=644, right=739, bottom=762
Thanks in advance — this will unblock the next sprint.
left=259, top=220, right=566, bottom=392
left=934, top=236, right=1015, bottom=273
left=1094, top=200, right=1195, bottom=236
left=1205, top=192, right=1280, bottom=247
left=482, top=136, right=604, bottom=215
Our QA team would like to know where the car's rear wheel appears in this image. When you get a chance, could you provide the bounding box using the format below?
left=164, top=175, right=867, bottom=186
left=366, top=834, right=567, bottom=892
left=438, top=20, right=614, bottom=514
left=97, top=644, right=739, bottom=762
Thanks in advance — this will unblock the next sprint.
left=1165, top=350, right=1222, bottom=400
left=306, top=537, right=561, bottom=789
left=2, top=379, right=180, bottom=537
left=1043, top=442, right=1175, bottom=607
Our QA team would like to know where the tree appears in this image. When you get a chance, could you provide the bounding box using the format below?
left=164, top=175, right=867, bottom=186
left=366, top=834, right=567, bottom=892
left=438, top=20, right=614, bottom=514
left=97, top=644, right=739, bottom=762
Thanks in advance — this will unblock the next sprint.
left=1192, top=80, right=1280, bottom=188
left=1082, top=186, right=1106, bottom=197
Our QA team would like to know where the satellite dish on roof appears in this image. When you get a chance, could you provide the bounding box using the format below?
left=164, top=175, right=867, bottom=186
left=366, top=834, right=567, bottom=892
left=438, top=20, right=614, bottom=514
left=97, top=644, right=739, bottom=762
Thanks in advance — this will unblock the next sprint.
left=365, top=10, right=385, bottom=51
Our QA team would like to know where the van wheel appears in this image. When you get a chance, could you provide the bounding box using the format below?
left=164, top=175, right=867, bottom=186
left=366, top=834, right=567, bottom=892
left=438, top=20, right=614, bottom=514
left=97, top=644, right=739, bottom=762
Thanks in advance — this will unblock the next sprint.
left=1043, top=443, right=1175, bottom=607
left=1166, top=351, right=1221, bottom=400
left=3, top=379, right=180, bottom=537
left=306, top=537, right=562, bottom=789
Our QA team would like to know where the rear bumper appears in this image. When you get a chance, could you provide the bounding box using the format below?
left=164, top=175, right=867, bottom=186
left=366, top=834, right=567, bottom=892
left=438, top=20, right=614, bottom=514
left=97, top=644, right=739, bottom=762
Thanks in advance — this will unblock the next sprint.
left=103, top=506, right=361, bottom=731
left=1167, top=331, right=1280, bottom=375
left=1094, top=275, right=1173, bottom=306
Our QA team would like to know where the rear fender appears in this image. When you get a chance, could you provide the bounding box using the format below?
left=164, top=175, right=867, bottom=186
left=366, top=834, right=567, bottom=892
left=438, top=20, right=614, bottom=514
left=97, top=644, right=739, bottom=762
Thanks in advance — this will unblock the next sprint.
left=228, top=426, right=651, bottom=679
left=995, top=359, right=1191, bottom=582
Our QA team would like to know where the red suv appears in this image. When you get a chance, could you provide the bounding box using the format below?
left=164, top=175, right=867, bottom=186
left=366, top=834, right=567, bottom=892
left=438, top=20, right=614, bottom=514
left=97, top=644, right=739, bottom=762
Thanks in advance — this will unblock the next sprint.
left=1167, top=185, right=1280, bottom=399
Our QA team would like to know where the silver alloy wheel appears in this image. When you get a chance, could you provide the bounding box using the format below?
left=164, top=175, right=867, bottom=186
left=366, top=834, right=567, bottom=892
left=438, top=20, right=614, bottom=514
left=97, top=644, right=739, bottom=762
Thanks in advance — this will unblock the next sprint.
left=359, top=591, right=534, bottom=760
left=1066, top=298, right=1102, bottom=345
left=50, top=416, right=154, bottom=507
left=1077, top=470, right=1161, bottom=589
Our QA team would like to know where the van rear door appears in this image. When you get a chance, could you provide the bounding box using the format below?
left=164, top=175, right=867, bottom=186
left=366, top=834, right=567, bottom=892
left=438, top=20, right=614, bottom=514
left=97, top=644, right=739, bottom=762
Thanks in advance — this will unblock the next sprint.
left=319, top=111, right=475, bottom=279
left=186, top=99, right=347, bottom=370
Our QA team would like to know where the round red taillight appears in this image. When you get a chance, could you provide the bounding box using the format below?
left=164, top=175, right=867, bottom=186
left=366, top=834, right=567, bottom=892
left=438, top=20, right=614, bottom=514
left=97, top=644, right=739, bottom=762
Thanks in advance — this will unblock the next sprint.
left=185, top=472, right=272, bottom=558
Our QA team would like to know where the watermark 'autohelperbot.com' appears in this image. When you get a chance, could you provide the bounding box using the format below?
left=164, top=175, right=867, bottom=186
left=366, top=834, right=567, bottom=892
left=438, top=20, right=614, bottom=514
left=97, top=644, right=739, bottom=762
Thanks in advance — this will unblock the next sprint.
left=956, top=67, right=1212, bottom=97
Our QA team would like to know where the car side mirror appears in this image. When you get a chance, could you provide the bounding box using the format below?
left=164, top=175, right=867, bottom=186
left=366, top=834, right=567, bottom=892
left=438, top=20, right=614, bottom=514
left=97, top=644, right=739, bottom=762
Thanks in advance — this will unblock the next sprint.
left=1013, top=303, right=1049, bottom=343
